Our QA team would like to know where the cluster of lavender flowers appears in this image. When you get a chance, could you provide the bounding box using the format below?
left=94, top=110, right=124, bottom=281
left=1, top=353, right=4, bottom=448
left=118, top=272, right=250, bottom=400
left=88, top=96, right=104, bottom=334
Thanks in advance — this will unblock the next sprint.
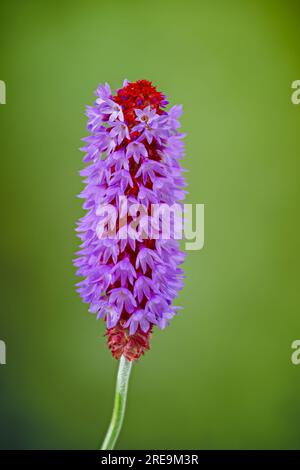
left=74, top=79, right=186, bottom=361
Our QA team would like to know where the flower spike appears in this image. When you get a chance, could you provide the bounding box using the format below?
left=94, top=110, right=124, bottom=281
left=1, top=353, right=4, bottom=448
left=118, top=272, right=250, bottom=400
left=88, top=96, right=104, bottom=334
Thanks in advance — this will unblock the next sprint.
left=74, top=79, right=186, bottom=361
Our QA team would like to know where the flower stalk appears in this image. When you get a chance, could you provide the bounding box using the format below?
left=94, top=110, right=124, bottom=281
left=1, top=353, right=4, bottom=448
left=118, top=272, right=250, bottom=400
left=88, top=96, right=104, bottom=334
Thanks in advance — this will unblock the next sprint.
left=101, top=356, right=132, bottom=450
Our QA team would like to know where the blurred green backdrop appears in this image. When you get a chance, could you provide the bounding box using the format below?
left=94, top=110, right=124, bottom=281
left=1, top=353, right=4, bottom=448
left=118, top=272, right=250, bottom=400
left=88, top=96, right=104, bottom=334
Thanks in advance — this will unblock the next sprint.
left=0, top=0, right=300, bottom=450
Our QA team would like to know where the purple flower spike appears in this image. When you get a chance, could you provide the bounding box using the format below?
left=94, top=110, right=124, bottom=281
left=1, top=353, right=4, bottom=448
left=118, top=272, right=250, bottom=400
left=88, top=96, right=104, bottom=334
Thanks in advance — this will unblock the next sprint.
left=74, top=79, right=186, bottom=361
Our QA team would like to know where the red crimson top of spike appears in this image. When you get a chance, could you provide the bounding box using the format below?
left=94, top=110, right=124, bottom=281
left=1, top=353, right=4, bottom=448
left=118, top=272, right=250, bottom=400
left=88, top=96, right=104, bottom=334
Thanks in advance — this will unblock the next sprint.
left=113, top=80, right=167, bottom=127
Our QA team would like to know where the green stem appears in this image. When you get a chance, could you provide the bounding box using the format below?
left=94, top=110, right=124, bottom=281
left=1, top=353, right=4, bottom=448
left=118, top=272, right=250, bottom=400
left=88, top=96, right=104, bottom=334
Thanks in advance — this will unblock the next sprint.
left=101, top=356, right=132, bottom=450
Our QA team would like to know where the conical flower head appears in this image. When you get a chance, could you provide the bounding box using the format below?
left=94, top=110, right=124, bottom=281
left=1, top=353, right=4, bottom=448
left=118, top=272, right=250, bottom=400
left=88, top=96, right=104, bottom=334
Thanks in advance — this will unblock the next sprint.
left=74, top=79, right=186, bottom=361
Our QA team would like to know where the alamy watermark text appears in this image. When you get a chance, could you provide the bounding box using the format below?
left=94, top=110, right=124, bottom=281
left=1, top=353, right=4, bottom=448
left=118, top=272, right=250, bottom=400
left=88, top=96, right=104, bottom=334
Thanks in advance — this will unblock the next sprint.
left=0, top=340, right=6, bottom=365
left=0, top=80, right=6, bottom=104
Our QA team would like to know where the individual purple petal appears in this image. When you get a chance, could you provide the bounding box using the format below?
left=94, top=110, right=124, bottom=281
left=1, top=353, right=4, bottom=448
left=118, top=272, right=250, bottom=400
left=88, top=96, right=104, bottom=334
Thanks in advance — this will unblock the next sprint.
left=95, top=82, right=112, bottom=104
left=99, top=99, right=124, bottom=122
left=109, top=288, right=137, bottom=314
left=109, top=121, right=130, bottom=145
left=124, top=309, right=151, bottom=335
left=126, top=141, right=148, bottom=163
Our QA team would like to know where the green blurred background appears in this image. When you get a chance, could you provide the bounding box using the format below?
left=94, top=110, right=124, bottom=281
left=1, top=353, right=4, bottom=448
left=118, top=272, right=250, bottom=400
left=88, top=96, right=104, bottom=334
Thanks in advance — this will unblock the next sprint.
left=0, top=0, right=300, bottom=450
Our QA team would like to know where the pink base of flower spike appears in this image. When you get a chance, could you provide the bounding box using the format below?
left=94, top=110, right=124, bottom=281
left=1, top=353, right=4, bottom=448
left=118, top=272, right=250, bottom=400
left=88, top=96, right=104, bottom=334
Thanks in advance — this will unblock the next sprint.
left=75, top=79, right=186, bottom=361
left=106, top=321, right=151, bottom=361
